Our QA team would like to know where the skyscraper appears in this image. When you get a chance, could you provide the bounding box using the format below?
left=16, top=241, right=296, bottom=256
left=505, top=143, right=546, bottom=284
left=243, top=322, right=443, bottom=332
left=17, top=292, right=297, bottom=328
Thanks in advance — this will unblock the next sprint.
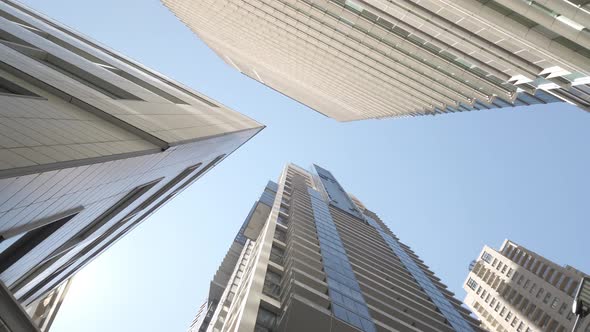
left=0, top=1, right=263, bottom=330
left=463, top=240, right=589, bottom=332
left=163, top=0, right=590, bottom=121
left=189, top=164, right=484, bottom=332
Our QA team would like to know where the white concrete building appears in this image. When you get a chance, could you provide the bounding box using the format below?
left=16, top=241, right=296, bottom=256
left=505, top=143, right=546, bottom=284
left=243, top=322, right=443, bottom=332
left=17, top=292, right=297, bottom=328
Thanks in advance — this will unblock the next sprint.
left=464, top=240, right=589, bottom=332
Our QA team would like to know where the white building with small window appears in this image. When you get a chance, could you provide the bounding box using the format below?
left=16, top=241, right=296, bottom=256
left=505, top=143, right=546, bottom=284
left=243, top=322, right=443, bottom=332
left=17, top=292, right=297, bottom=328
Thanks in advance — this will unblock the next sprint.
left=464, top=239, right=589, bottom=332
left=0, top=1, right=263, bottom=331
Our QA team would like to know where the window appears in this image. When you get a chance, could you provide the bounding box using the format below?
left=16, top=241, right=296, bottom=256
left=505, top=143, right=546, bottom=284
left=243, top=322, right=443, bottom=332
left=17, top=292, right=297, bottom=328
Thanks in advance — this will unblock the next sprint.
left=467, top=278, right=478, bottom=290
left=497, top=262, right=503, bottom=271
left=254, top=307, right=277, bottom=332
left=269, top=246, right=284, bottom=265
left=511, top=317, right=519, bottom=327
left=492, top=258, right=498, bottom=267
left=526, top=302, right=537, bottom=321
left=502, top=265, right=508, bottom=274
left=532, top=308, right=543, bottom=321
left=543, top=292, right=552, bottom=304
left=274, top=228, right=286, bottom=243
left=558, top=303, right=567, bottom=314
left=517, top=276, right=524, bottom=285
left=513, top=294, right=523, bottom=306
left=481, top=251, right=493, bottom=263
left=507, top=290, right=517, bottom=302
left=551, top=298, right=559, bottom=309
left=512, top=271, right=519, bottom=281
left=507, top=268, right=513, bottom=277
left=262, top=270, right=281, bottom=299
left=277, top=215, right=288, bottom=226
left=0, top=209, right=80, bottom=273
left=495, top=303, right=501, bottom=312
left=279, top=205, right=289, bottom=215
left=517, top=322, right=524, bottom=331
left=539, top=314, right=550, bottom=328
left=505, top=311, right=513, bottom=321
left=0, top=75, right=41, bottom=98
left=530, top=283, right=537, bottom=294
left=523, top=280, right=530, bottom=289
left=536, top=288, right=544, bottom=298
left=476, top=286, right=482, bottom=295
left=500, top=307, right=507, bottom=316
left=543, top=268, right=554, bottom=281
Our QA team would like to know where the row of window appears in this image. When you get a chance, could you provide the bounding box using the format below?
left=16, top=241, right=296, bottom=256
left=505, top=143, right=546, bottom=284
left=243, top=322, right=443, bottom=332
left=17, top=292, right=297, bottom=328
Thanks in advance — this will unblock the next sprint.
left=480, top=251, right=577, bottom=321
left=501, top=246, right=579, bottom=296
left=474, top=280, right=573, bottom=332
left=475, top=285, right=536, bottom=332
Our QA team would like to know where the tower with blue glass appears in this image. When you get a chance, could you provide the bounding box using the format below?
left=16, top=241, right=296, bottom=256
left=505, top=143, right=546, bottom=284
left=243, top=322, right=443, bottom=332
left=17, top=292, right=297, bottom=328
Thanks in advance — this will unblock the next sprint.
left=189, top=164, right=486, bottom=332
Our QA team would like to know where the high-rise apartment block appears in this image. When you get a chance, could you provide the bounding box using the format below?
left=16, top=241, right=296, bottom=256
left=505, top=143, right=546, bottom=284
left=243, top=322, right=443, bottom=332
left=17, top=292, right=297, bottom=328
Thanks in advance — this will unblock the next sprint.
left=189, top=164, right=484, bottom=332
left=0, top=1, right=263, bottom=330
left=163, top=0, right=590, bottom=121
left=463, top=240, right=589, bottom=332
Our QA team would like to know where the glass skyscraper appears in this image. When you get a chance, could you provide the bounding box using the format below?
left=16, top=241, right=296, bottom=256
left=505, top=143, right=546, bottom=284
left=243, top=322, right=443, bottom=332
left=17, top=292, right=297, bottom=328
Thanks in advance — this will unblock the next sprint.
left=0, top=1, right=263, bottom=330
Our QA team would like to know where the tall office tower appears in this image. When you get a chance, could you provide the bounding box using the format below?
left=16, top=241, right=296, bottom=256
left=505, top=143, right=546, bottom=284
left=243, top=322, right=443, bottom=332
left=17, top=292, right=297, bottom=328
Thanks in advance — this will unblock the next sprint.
left=163, top=0, right=590, bottom=121
left=0, top=1, right=263, bottom=330
left=189, top=164, right=484, bottom=332
left=463, top=240, right=589, bottom=332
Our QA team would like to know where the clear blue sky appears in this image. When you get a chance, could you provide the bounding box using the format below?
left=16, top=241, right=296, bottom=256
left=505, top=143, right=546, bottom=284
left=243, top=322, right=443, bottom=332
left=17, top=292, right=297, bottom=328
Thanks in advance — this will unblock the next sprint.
left=19, top=1, right=589, bottom=331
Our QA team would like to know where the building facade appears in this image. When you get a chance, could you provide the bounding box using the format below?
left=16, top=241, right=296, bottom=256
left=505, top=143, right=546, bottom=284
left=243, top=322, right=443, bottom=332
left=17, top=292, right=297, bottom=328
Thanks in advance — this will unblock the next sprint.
left=0, top=1, right=263, bottom=330
left=163, top=0, right=590, bottom=121
left=463, top=240, right=590, bottom=332
left=189, top=164, right=484, bottom=332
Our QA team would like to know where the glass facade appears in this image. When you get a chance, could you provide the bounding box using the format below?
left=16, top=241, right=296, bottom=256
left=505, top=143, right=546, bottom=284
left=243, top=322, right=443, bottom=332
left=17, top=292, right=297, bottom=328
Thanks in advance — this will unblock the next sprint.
left=365, top=215, right=474, bottom=332
left=308, top=188, right=376, bottom=332
left=312, top=165, right=364, bottom=219
left=260, top=181, right=278, bottom=207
